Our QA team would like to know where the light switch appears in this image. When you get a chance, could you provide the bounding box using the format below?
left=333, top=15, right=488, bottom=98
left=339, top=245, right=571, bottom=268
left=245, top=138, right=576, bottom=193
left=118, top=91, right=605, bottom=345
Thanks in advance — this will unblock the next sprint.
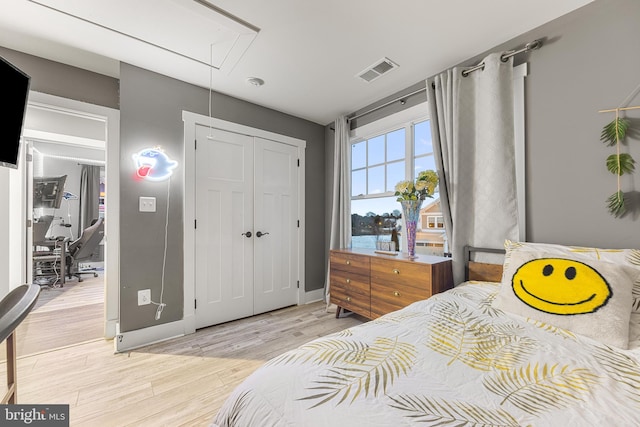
left=139, top=196, right=156, bottom=212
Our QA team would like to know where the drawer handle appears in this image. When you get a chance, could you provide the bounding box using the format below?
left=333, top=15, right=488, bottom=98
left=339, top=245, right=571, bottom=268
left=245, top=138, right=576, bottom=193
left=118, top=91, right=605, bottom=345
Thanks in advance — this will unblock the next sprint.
left=393, top=269, right=400, bottom=275
left=393, top=291, right=400, bottom=297
left=346, top=260, right=351, bottom=265
left=346, top=278, right=351, bottom=284
left=346, top=296, right=351, bottom=302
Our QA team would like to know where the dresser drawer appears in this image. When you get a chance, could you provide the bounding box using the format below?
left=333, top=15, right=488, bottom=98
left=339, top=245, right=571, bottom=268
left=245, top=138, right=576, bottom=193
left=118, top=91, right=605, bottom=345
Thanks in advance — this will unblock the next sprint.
left=330, top=286, right=371, bottom=318
left=330, top=251, right=370, bottom=276
left=330, top=249, right=452, bottom=320
left=370, top=258, right=432, bottom=290
left=330, top=270, right=369, bottom=296
left=369, top=281, right=431, bottom=318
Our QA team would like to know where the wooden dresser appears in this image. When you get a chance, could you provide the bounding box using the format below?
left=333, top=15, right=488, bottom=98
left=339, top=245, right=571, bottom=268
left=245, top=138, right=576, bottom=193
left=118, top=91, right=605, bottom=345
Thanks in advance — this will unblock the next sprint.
left=329, top=249, right=453, bottom=319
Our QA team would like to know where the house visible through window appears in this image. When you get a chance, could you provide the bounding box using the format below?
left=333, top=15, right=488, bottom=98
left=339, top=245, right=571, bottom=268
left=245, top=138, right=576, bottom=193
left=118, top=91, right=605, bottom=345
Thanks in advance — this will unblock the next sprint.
left=350, top=104, right=445, bottom=256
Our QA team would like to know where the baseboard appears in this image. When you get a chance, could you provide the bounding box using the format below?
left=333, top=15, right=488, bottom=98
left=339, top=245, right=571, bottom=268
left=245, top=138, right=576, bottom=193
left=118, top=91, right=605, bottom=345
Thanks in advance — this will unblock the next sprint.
left=114, top=320, right=185, bottom=353
left=105, top=319, right=117, bottom=339
left=304, top=288, right=325, bottom=304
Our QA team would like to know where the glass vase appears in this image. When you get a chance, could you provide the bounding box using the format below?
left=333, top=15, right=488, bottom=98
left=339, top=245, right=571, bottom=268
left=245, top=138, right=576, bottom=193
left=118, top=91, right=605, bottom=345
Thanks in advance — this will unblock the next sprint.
left=400, top=199, right=422, bottom=259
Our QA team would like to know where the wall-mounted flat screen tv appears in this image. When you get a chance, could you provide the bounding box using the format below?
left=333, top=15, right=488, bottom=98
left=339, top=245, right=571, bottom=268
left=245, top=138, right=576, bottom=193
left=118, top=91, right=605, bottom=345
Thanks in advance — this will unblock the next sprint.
left=0, top=56, right=31, bottom=169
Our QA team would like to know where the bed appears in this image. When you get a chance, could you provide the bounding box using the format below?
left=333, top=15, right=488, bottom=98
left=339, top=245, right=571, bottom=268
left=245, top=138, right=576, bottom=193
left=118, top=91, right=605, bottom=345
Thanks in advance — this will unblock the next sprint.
left=213, top=242, right=640, bottom=426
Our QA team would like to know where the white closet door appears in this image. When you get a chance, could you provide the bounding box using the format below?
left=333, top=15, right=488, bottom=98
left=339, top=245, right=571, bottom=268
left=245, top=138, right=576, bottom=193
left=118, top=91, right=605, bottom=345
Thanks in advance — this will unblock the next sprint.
left=253, top=138, right=299, bottom=314
left=195, top=125, right=254, bottom=328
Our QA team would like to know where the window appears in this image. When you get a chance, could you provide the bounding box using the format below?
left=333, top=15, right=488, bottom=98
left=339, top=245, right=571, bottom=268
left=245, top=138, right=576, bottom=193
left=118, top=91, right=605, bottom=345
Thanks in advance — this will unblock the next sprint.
left=425, top=215, right=444, bottom=229
left=351, top=128, right=405, bottom=198
left=350, top=105, right=443, bottom=254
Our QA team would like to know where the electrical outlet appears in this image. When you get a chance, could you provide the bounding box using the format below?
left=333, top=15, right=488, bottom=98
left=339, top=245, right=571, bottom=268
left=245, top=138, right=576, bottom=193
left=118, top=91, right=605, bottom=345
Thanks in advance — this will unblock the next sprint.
left=138, top=289, right=151, bottom=306
left=139, top=196, right=156, bottom=212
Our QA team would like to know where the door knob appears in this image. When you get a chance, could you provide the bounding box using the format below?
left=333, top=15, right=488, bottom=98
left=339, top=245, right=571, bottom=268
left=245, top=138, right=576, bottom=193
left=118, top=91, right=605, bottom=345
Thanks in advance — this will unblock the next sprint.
left=242, top=231, right=252, bottom=238
left=256, top=231, right=269, bottom=237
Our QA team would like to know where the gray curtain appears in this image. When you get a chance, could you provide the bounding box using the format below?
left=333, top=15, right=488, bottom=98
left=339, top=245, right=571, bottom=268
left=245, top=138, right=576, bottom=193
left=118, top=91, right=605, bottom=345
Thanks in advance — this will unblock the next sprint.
left=79, top=164, right=100, bottom=237
left=427, top=53, right=519, bottom=285
left=324, top=116, right=352, bottom=304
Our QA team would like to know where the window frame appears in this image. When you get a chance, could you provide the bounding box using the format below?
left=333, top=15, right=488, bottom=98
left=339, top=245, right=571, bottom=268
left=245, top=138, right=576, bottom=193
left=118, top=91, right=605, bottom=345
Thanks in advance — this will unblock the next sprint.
left=350, top=104, right=429, bottom=201
left=425, top=215, right=444, bottom=229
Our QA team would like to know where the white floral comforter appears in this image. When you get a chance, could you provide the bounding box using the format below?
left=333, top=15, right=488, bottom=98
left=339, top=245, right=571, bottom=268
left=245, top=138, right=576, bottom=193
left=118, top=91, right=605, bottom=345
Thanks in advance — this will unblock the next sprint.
left=213, top=281, right=640, bottom=426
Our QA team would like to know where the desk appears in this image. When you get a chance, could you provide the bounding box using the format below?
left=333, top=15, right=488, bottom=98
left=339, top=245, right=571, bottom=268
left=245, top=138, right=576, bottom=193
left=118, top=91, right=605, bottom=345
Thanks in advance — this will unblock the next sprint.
left=33, top=239, right=66, bottom=286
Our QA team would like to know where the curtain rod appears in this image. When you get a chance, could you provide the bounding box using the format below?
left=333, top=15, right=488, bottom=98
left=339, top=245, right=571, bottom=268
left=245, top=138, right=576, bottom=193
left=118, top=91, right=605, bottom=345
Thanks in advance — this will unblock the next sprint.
left=342, top=38, right=543, bottom=126
left=347, top=88, right=425, bottom=122
left=461, top=39, right=543, bottom=77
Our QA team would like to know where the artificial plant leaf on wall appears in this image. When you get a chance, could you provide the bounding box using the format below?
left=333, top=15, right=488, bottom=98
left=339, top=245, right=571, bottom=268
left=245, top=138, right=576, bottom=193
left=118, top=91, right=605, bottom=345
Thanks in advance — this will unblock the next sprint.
left=600, top=117, right=629, bottom=146
left=607, top=191, right=626, bottom=218
left=597, top=104, right=639, bottom=217
left=606, top=153, right=636, bottom=175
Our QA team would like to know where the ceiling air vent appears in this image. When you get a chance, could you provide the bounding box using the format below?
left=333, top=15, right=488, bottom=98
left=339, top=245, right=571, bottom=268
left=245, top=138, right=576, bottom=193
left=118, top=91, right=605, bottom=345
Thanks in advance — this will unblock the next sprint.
left=356, top=57, right=399, bottom=83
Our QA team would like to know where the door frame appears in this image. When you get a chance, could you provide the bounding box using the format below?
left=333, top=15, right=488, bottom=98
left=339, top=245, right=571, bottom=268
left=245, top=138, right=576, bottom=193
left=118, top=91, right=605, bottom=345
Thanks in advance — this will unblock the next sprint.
left=22, top=91, right=120, bottom=339
left=182, top=111, right=306, bottom=334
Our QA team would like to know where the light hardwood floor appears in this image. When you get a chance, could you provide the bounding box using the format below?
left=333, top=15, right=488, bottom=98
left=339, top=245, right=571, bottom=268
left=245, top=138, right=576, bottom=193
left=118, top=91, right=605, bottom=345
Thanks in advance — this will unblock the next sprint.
left=2, top=275, right=105, bottom=360
left=0, top=283, right=365, bottom=426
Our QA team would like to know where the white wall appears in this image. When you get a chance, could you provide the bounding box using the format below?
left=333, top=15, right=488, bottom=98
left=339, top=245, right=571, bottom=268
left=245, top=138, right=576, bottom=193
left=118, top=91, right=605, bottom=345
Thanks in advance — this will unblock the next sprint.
left=0, top=159, right=26, bottom=298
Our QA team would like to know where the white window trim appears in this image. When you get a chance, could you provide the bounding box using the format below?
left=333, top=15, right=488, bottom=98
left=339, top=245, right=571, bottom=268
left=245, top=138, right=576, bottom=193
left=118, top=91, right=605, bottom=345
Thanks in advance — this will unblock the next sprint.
left=350, top=104, right=428, bottom=200
left=351, top=104, right=427, bottom=145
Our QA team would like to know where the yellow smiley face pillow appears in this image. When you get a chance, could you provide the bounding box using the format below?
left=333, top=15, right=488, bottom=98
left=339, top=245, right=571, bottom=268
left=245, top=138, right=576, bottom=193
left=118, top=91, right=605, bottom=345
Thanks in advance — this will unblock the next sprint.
left=493, top=250, right=640, bottom=349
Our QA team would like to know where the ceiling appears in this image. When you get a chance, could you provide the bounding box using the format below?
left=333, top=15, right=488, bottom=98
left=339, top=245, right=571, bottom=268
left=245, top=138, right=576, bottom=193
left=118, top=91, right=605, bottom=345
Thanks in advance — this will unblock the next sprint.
left=2, top=0, right=594, bottom=125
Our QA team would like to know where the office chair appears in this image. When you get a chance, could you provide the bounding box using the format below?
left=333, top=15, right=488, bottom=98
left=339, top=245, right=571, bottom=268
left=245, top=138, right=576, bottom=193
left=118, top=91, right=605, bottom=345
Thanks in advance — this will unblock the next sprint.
left=0, top=284, right=40, bottom=403
left=66, top=217, right=104, bottom=282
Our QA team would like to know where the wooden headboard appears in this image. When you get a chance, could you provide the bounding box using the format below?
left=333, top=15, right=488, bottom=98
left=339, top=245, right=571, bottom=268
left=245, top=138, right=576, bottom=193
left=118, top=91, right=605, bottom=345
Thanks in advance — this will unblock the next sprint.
left=464, top=246, right=505, bottom=282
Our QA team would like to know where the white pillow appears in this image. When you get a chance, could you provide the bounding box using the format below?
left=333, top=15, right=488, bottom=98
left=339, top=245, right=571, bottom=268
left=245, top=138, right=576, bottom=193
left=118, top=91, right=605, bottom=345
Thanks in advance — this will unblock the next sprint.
left=493, top=249, right=640, bottom=349
left=504, top=240, right=640, bottom=312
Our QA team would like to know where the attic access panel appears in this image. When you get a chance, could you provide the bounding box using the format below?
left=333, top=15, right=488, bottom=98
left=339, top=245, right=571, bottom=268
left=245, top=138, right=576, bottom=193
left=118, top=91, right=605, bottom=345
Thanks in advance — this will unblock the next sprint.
left=29, top=0, right=259, bottom=73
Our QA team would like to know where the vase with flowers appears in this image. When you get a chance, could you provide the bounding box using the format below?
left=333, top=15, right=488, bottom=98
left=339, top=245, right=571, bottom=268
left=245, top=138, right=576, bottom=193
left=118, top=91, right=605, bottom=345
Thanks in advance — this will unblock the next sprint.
left=394, top=170, right=439, bottom=259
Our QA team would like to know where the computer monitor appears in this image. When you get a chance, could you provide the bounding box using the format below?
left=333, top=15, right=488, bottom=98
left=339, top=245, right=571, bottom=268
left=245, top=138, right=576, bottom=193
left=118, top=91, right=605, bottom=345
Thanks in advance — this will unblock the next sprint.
left=33, top=175, right=67, bottom=209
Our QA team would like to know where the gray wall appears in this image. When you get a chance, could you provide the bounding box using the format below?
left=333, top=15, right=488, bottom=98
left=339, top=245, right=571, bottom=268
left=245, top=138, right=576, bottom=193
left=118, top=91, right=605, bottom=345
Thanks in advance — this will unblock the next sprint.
left=327, top=0, right=640, bottom=261
left=507, top=0, right=640, bottom=247
left=0, top=47, right=119, bottom=109
left=119, top=63, right=326, bottom=332
left=2, top=46, right=326, bottom=334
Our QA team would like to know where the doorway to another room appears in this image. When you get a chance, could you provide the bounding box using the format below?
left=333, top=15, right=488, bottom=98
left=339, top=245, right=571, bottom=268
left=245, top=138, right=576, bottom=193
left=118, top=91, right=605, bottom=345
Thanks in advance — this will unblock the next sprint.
left=28, top=139, right=106, bottom=353
left=16, top=92, right=120, bottom=357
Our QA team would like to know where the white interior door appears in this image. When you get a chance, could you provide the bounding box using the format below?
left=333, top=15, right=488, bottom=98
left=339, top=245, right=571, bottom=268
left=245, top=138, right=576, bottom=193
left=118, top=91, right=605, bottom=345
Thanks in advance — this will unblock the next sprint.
left=253, top=138, right=299, bottom=314
left=195, top=125, right=254, bottom=328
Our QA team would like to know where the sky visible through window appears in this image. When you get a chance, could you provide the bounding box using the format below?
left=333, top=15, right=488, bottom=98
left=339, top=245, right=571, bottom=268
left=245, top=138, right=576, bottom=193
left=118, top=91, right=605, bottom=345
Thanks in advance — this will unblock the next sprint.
left=351, top=119, right=437, bottom=217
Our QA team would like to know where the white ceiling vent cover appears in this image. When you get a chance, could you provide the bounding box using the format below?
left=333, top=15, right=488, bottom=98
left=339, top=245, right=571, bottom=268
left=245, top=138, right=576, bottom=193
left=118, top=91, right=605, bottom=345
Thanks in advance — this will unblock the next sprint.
left=356, top=57, right=399, bottom=83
